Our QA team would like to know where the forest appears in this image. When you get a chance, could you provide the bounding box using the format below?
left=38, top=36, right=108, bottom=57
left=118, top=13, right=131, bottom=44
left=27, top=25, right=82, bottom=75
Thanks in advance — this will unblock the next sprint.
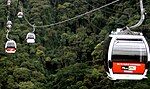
left=1, top=0, right=150, bottom=89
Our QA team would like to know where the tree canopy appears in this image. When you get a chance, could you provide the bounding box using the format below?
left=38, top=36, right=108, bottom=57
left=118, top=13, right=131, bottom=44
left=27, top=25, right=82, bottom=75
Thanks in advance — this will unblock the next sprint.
left=1, top=0, right=150, bottom=89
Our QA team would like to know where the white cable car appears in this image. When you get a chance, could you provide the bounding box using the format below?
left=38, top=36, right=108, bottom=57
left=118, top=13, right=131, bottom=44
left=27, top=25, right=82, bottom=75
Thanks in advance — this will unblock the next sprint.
left=6, top=20, right=12, bottom=29
left=17, top=12, right=23, bottom=18
left=26, top=32, right=35, bottom=43
left=105, top=29, right=150, bottom=80
left=5, top=40, right=17, bottom=53
left=7, top=0, right=11, bottom=6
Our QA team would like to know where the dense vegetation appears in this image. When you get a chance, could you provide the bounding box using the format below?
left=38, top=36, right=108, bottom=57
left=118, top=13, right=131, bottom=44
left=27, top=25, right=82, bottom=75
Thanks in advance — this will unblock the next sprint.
left=1, top=0, right=150, bottom=89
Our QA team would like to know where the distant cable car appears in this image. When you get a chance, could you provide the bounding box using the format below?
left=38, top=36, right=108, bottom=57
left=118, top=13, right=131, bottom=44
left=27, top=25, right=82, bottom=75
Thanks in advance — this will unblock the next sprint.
left=5, top=40, right=16, bottom=53
left=6, top=20, right=12, bottom=29
left=7, top=0, right=11, bottom=6
left=105, top=29, right=150, bottom=80
left=26, top=32, right=35, bottom=43
left=17, top=12, right=23, bottom=18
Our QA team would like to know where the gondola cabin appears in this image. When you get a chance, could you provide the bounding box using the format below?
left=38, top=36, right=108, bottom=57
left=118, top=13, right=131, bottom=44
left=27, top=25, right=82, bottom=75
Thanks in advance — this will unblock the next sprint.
left=6, top=20, right=12, bottom=29
left=7, top=0, right=11, bottom=6
left=106, top=32, right=150, bottom=80
left=5, top=40, right=16, bottom=53
left=17, top=12, right=23, bottom=18
left=26, top=32, right=35, bottom=43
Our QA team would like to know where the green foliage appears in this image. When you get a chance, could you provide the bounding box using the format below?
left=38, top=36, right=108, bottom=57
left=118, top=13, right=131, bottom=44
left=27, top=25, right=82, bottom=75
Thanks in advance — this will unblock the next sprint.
left=52, top=63, right=91, bottom=89
left=19, top=81, right=36, bottom=89
left=1, top=0, right=150, bottom=89
left=13, top=67, right=31, bottom=82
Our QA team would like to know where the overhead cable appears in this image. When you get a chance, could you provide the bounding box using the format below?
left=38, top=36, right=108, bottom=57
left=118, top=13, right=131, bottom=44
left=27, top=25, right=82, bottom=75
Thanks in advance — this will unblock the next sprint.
left=23, top=0, right=120, bottom=28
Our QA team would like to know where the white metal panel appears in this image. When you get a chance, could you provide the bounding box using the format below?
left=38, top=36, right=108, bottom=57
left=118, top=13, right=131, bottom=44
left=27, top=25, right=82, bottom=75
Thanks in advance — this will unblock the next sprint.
left=27, top=39, right=35, bottom=43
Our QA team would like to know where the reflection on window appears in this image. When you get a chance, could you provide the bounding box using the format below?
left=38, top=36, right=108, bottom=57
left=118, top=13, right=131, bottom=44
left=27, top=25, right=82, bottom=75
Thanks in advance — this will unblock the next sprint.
left=7, top=43, right=15, bottom=48
left=112, top=39, right=147, bottom=62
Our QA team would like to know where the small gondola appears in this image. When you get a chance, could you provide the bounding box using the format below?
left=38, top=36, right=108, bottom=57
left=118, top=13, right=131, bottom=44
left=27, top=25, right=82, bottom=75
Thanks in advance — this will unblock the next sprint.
left=5, top=40, right=16, bottom=53
left=26, top=32, right=35, bottom=43
left=17, top=12, right=23, bottom=18
left=6, top=20, right=12, bottom=29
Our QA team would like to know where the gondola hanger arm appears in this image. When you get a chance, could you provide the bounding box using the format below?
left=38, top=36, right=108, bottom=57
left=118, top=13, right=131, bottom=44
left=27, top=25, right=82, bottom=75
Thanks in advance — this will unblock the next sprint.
left=6, top=30, right=11, bottom=40
left=129, top=0, right=145, bottom=29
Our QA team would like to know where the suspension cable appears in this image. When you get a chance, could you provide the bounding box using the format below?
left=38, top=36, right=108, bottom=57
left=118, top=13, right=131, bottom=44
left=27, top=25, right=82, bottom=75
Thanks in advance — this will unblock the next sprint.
left=7, top=3, right=11, bottom=21
left=6, top=0, right=12, bottom=40
left=22, top=0, right=120, bottom=28
left=83, top=0, right=128, bottom=16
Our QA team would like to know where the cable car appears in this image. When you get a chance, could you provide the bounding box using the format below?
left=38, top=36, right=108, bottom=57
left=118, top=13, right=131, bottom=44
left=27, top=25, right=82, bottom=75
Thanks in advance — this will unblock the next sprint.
left=5, top=40, right=16, bottom=53
left=26, top=32, right=35, bottom=43
left=105, top=29, right=150, bottom=80
left=7, top=0, right=11, bottom=6
left=17, top=12, right=23, bottom=18
left=6, top=21, right=12, bottom=25
left=6, top=20, right=12, bottom=29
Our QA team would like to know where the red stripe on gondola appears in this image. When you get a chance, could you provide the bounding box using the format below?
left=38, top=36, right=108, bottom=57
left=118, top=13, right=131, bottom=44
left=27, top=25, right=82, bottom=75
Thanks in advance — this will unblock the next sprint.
left=6, top=48, right=16, bottom=51
left=112, top=62, right=145, bottom=74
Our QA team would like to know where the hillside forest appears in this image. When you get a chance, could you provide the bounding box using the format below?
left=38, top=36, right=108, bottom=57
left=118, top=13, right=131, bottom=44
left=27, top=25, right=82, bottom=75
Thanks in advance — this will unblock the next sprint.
left=1, top=0, right=150, bottom=89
